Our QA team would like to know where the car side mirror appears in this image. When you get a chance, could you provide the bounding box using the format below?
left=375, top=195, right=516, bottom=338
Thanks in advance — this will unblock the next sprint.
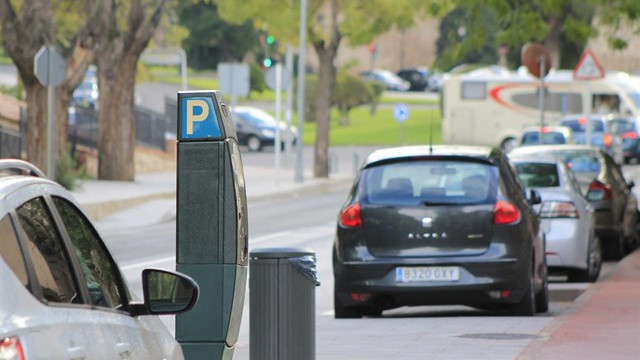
left=628, top=181, right=635, bottom=189
left=529, top=189, right=542, bottom=205
left=131, top=269, right=199, bottom=316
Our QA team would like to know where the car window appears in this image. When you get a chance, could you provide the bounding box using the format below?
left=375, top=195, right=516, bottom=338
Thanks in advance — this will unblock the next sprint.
left=521, top=131, right=566, bottom=145
left=0, top=215, right=29, bottom=287
left=16, top=197, right=81, bottom=304
left=513, top=163, right=560, bottom=188
left=608, top=119, right=636, bottom=134
left=52, top=196, right=124, bottom=309
left=561, top=119, right=605, bottom=132
left=361, top=160, right=498, bottom=205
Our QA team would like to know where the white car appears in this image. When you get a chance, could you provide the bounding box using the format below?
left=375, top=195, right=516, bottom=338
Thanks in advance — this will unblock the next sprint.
left=0, top=159, right=199, bottom=359
left=509, top=156, right=602, bottom=282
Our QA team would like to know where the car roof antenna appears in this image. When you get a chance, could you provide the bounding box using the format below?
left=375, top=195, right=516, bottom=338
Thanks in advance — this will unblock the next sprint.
left=429, top=112, right=434, bottom=155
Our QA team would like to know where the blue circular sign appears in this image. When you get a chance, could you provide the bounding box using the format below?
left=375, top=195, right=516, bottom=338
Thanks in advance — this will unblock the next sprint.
left=394, top=104, right=409, bottom=123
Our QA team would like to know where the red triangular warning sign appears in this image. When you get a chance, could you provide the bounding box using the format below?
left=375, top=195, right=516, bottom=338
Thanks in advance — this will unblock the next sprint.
left=573, top=49, right=605, bottom=80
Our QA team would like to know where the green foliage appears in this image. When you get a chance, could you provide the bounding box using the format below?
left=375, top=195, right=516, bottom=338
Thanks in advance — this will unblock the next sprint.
left=332, top=73, right=373, bottom=125
left=55, top=152, right=90, bottom=191
left=249, top=62, right=266, bottom=95
left=177, top=0, right=258, bottom=70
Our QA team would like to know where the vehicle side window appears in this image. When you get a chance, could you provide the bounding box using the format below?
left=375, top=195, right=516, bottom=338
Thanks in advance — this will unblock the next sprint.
left=501, top=156, right=526, bottom=201
left=0, top=215, right=29, bottom=287
left=52, top=196, right=124, bottom=309
left=16, top=197, right=81, bottom=304
left=603, top=153, right=625, bottom=188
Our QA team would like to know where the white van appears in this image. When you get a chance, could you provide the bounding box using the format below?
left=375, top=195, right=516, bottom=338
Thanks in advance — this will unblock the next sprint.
left=440, top=66, right=640, bottom=150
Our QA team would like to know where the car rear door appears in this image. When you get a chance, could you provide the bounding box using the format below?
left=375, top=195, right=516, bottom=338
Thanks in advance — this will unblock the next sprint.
left=358, top=159, right=498, bottom=258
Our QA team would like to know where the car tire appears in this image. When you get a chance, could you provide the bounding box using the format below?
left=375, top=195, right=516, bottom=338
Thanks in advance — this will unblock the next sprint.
left=535, top=262, right=549, bottom=313
left=334, top=295, right=363, bottom=319
left=568, top=237, right=602, bottom=283
left=602, top=236, right=625, bottom=260
left=511, top=264, right=536, bottom=316
left=247, top=136, right=262, bottom=152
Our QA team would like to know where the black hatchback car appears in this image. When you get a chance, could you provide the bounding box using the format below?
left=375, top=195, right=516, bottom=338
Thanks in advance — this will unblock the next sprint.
left=333, top=145, right=548, bottom=318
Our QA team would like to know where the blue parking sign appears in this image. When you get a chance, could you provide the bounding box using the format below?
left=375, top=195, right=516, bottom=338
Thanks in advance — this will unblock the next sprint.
left=394, top=104, right=409, bottom=123
left=179, top=95, right=222, bottom=140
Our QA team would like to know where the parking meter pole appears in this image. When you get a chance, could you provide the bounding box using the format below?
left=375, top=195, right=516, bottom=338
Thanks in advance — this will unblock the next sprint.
left=176, top=91, right=248, bottom=359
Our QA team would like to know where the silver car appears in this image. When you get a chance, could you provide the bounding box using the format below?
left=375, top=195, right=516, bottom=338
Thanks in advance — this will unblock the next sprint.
left=509, top=156, right=602, bottom=282
left=0, top=160, right=199, bottom=359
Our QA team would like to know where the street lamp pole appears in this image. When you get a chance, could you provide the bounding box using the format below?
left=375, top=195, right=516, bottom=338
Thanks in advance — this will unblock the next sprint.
left=295, top=0, right=307, bottom=183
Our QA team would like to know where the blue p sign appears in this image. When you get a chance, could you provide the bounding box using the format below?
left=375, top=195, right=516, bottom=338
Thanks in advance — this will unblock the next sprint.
left=179, top=95, right=222, bottom=140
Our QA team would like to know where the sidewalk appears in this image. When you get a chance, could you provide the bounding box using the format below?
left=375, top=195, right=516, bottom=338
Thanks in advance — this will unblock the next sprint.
left=518, top=248, right=640, bottom=360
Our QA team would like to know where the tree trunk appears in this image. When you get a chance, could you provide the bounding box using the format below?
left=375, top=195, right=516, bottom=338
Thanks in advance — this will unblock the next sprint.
left=23, top=84, right=49, bottom=170
left=545, top=15, right=563, bottom=69
left=312, top=46, right=337, bottom=178
left=96, top=53, right=138, bottom=181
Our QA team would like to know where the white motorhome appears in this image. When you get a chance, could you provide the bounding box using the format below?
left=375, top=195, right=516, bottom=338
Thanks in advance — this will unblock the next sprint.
left=440, top=66, right=640, bottom=150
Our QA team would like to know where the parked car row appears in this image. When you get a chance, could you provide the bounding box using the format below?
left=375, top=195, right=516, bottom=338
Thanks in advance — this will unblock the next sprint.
left=333, top=143, right=639, bottom=319
left=357, top=67, right=446, bottom=93
left=516, top=114, right=640, bottom=164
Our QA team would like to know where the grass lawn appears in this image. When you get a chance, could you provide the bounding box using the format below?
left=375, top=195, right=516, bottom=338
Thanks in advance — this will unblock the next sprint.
left=302, top=106, right=441, bottom=146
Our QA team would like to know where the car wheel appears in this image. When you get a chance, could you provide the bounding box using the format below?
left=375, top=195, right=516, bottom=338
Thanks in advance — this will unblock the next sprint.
left=247, top=136, right=262, bottom=152
left=568, top=237, right=602, bottom=283
left=535, top=262, right=549, bottom=313
left=602, top=235, right=625, bottom=260
left=334, top=294, right=363, bottom=319
left=511, top=264, right=536, bottom=316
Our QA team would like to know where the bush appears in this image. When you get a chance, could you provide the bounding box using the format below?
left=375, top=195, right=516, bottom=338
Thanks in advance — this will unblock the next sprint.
left=249, top=62, right=266, bottom=95
left=55, top=153, right=90, bottom=191
left=332, top=74, right=373, bottom=125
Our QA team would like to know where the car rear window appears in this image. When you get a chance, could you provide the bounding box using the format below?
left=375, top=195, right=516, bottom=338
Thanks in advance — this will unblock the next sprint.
left=361, top=160, right=498, bottom=206
left=560, top=119, right=605, bottom=132
left=608, top=119, right=636, bottom=134
left=521, top=131, right=567, bottom=145
left=513, top=163, right=560, bottom=187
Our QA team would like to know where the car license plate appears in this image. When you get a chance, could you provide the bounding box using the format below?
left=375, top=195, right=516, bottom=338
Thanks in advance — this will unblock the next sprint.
left=395, top=267, right=460, bottom=283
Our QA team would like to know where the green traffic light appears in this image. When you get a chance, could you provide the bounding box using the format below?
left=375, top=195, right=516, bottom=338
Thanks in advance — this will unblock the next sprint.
left=263, top=58, right=273, bottom=67
left=266, top=35, right=275, bottom=45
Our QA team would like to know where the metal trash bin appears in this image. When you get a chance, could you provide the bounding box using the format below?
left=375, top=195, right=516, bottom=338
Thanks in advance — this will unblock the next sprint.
left=250, top=247, right=320, bottom=360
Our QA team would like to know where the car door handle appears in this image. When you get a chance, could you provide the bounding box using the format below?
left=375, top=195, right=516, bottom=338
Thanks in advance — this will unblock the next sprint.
left=116, top=342, right=132, bottom=360
left=67, top=345, right=87, bottom=360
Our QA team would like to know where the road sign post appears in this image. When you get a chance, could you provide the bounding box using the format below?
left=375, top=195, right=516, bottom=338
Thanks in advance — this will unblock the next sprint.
left=34, top=46, right=66, bottom=180
left=573, top=49, right=606, bottom=146
left=176, top=91, right=248, bottom=359
left=394, top=104, right=409, bottom=144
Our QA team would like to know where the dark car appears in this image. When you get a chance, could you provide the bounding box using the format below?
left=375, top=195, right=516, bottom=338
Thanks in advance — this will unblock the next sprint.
left=559, top=115, right=611, bottom=151
left=231, top=106, right=298, bottom=152
left=396, top=68, right=429, bottom=92
left=510, top=145, right=639, bottom=259
left=333, top=145, right=548, bottom=318
left=607, top=116, right=640, bottom=163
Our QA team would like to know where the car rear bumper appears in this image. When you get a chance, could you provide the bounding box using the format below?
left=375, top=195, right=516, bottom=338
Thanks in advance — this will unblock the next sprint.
left=334, top=253, right=528, bottom=308
left=544, top=219, right=588, bottom=270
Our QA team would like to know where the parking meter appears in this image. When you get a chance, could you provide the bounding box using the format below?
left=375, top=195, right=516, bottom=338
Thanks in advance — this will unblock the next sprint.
left=175, top=90, right=248, bottom=359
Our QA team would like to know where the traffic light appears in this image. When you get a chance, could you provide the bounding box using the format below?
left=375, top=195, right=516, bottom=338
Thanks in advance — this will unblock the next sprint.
left=263, top=58, right=273, bottom=68
left=266, top=35, right=275, bottom=45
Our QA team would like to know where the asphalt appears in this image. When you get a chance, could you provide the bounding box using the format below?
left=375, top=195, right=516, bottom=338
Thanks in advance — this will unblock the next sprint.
left=71, top=162, right=640, bottom=360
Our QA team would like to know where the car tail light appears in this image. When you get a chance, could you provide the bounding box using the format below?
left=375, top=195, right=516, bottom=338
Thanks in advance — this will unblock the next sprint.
left=623, top=131, right=638, bottom=140
left=493, top=200, right=520, bottom=225
left=0, top=336, right=25, bottom=360
left=340, top=204, right=362, bottom=228
left=603, top=133, right=613, bottom=147
left=540, top=201, right=579, bottom=218
left=587, top=180, right=612, bottom=201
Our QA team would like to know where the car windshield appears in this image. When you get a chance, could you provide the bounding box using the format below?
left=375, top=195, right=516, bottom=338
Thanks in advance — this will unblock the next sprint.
left=235, top=109, right=276, bottom=127
left=521, top=131, right=567, bottom=145
left=608, top=118, right=636, bottom=134
left=560, top=119, right=605, bottom=132
left=361, top=160, right=498, bottom=206
left=628, top=92, right=640, bottom=109
left=513, top=162, right=560, bottom=188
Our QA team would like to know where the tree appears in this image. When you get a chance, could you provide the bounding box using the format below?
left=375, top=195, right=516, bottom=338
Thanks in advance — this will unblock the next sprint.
left=0, top=0, right=95, bottom=173
left=217, top=0, right=437, bottom=178
left=332, top=73, right=375, bottom=126
left=176, top=0, right=257, bottom=70
left=88, top=0, right=167, bottom=180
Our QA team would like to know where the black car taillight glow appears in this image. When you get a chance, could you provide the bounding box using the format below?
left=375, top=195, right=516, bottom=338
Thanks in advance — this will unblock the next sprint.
left=540, top=201, right=579, bottom=218
left=493, top=200, right=520, bottom=225
left=0, top=336, right=25, bottom=360
left=340, top=204, right=362, bottom=228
